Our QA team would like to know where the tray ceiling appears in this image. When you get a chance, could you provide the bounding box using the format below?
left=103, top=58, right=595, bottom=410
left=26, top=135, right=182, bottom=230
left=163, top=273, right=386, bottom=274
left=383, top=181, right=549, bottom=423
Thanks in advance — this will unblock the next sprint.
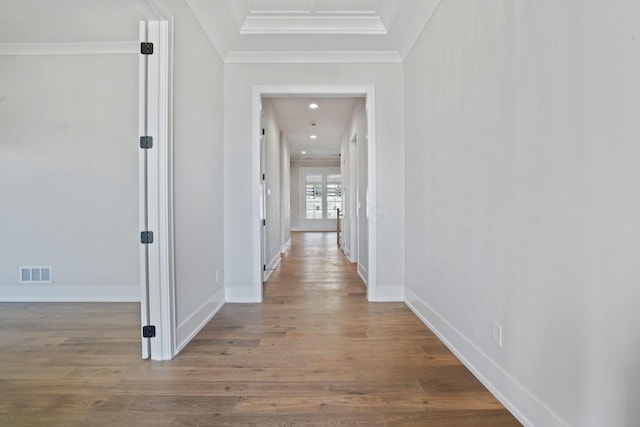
left=225, top=0, right=401, bottom=34
left=188, top=0, right=441, bottom=62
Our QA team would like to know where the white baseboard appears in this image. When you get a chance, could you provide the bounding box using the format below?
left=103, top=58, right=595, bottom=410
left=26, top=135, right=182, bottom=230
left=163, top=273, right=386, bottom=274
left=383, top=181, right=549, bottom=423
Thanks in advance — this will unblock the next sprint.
left=176, top=287, right=225, bottom=353
left=0, top=285, right=140, bottom=302
left=290, top=227, right=335, bottom=232
left=225, top=286, right=261, bottom=303
left=372, top=286, right=404, bottom=302
left=357, top=263, right=368, bottom=285
left=280, top=238, right=291, bottom=253
left=404, top=287, right=567, bottom=427
left=264, top=253, right=281, bottom=282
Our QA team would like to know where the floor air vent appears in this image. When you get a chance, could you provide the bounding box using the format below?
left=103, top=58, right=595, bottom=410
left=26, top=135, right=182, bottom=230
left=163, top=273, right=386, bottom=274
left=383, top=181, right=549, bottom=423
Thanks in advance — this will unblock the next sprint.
left=20, top=267, right=52, bottom=283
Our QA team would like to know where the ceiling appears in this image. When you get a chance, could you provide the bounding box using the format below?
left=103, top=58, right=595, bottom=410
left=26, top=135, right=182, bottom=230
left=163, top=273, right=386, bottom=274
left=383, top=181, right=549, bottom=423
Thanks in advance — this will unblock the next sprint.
left=188, top=0, right=441, bottom=62
left=269, top=97, right=360, bottom=161
left=0, top=0, right=439, bottom=161
left=0, top=1, right=441, bottom=61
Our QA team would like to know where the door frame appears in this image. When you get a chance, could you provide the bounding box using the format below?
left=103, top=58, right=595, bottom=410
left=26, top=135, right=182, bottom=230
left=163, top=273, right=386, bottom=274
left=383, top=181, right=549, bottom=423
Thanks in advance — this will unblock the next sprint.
left=251, top=85, right=378, bottom=301
left=139, top=18, right=175, bottom=361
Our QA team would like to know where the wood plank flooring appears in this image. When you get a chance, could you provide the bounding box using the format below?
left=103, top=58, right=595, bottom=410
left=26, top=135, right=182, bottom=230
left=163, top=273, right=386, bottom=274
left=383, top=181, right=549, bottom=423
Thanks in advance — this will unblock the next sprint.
left=0, top=231, right=521, bottom=426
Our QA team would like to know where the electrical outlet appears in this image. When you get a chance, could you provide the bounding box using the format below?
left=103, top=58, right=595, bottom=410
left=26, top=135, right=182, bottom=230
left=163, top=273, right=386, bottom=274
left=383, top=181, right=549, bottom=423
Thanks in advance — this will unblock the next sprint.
left=492, top=321, right=503, bottom=348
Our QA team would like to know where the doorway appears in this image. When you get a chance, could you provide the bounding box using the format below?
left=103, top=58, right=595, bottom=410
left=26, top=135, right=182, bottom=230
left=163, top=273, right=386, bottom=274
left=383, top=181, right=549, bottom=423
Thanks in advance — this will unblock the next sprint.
left=252, top=86, right=378, bottom=302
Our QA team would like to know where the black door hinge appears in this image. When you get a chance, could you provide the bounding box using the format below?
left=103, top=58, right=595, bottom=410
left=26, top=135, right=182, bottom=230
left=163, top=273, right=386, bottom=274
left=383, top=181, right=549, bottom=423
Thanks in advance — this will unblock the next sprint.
left=142, top=325, right=156, bottom=338
left=141, top=42, right=154, bottom=55
left=262, top=128, right=265, bottom=136
left=263, top=265, right=266, bottom=272
left=262, top=219, right=266, bottom=226
left=140, top=136, right=153, bottom=149
left=141, top=231, right=154, bottom=244
left=262, top=173, right=265, bottom=181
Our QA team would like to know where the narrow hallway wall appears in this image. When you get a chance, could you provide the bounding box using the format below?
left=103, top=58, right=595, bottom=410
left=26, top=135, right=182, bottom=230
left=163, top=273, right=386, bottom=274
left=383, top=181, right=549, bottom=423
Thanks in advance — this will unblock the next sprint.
left=404, top=1, right=640, bottom=426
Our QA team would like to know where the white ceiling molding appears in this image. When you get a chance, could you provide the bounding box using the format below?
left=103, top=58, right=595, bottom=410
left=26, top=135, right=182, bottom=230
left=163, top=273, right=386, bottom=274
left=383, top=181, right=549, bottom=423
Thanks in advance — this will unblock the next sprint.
left=239, top=16, right=387, bottom=35
left=224, top=0, right=401, bottom=35
left=185, top=0, right=441, bottom=62
left=225, top=51, right=402, bottom=64
left=375, top=0, right=402, bottom=28
left=0, top=42, right=138, bottom=56
left=248, top=0, right=377, bottom=15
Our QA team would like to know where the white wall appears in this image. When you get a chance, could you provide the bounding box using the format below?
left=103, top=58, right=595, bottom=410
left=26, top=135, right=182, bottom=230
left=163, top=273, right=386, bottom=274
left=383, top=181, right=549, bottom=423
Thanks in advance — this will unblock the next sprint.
left=404, top=1, right=640, bottom=426
left=261, top=98, right=281, bottom=275
left=223, top=62, right=405, bottom=302
left=0, top=53, right=139, bottom=301
left=165, top=0, right=225, bottom=350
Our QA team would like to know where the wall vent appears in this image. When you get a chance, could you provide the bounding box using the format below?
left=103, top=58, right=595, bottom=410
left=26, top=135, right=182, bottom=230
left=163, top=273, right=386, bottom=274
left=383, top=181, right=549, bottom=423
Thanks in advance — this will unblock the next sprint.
left=20, top=267, right=52, bottom=283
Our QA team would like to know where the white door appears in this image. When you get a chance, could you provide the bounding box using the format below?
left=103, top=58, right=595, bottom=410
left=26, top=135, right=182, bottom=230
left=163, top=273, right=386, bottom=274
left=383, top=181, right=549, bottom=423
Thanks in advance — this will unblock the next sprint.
left=259, top=106, right=268, bottom=281
left=139, top=20, right=174, bottom=361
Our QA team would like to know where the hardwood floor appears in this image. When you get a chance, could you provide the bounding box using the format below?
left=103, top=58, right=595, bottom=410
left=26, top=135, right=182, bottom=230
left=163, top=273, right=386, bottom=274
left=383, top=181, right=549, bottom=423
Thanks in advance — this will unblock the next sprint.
left=0, top=232, right=521, bottom=426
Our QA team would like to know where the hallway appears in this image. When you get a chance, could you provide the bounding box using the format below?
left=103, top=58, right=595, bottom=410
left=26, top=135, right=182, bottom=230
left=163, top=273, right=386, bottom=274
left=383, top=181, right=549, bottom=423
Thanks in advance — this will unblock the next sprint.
left=184, top=231, right=522, bottom=425
left=0, top=232, right=521, bottom=426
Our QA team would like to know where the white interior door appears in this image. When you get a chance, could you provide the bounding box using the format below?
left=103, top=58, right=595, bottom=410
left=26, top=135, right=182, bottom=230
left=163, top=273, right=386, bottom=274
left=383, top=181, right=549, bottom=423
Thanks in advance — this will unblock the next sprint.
left=139, top=20, right=175, bottom=361
left=260, top=106, right=268, bottom=282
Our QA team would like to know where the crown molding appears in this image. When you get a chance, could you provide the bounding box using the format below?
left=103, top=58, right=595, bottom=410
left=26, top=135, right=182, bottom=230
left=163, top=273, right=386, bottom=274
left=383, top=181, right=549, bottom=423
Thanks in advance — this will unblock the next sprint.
left=239, top=16, right=387, bottom=35
left=0, top=42, right=138, bottom=56
left=225, top=50, right=402, bottom=64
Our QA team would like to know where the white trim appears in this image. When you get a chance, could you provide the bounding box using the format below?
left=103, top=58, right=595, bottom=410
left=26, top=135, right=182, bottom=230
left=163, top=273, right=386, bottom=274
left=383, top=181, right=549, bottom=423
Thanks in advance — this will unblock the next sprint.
left=139, top=22, right=151, bottom=361
left=225, top=286, right=261, bottom=303
left=280, top=238, right=292, bottom=254
left=404, top=288, right=569, bottom=427
left=252, top=85, right=377, bottom=304
left=0, top=285, right=140, bottom=302
left=290, top=226, right=336, bottom=232
left=221, top=0, right=249, bottom=31
left=240, top=16, right=387, bottom=35
left=264, top=253, right=281, bottom=282
left=373, top=286, right=404, bottom=302
left=358, top=263, right=368, bottom=285
left=0, top=42, right=138, bottom=56
left=139, top=20, right=175, bottom=362
left=225, top=51, right=402, bottom=64
left=176, top=287, right=225, bottom=352
left=222, top=0, right=401, bottom=35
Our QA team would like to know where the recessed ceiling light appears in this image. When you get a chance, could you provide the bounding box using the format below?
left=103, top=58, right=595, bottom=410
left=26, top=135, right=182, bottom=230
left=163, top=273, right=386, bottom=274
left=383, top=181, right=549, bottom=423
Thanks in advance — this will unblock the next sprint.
left=310, top=135, right=317, bottom=140
left=309, top=103, right=319, bottom=109
left=301, top=151, right=307, bottom=154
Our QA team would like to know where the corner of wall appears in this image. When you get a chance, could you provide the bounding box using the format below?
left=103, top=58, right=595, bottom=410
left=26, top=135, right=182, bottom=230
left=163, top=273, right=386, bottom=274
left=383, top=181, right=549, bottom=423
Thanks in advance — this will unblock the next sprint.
left=404, top=287, right=568, bottom=427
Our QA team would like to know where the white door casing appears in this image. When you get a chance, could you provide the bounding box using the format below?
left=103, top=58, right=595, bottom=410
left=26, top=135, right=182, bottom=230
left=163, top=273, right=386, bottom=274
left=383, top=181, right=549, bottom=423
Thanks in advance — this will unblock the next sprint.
left=251, top=85, right=377, bottom=302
